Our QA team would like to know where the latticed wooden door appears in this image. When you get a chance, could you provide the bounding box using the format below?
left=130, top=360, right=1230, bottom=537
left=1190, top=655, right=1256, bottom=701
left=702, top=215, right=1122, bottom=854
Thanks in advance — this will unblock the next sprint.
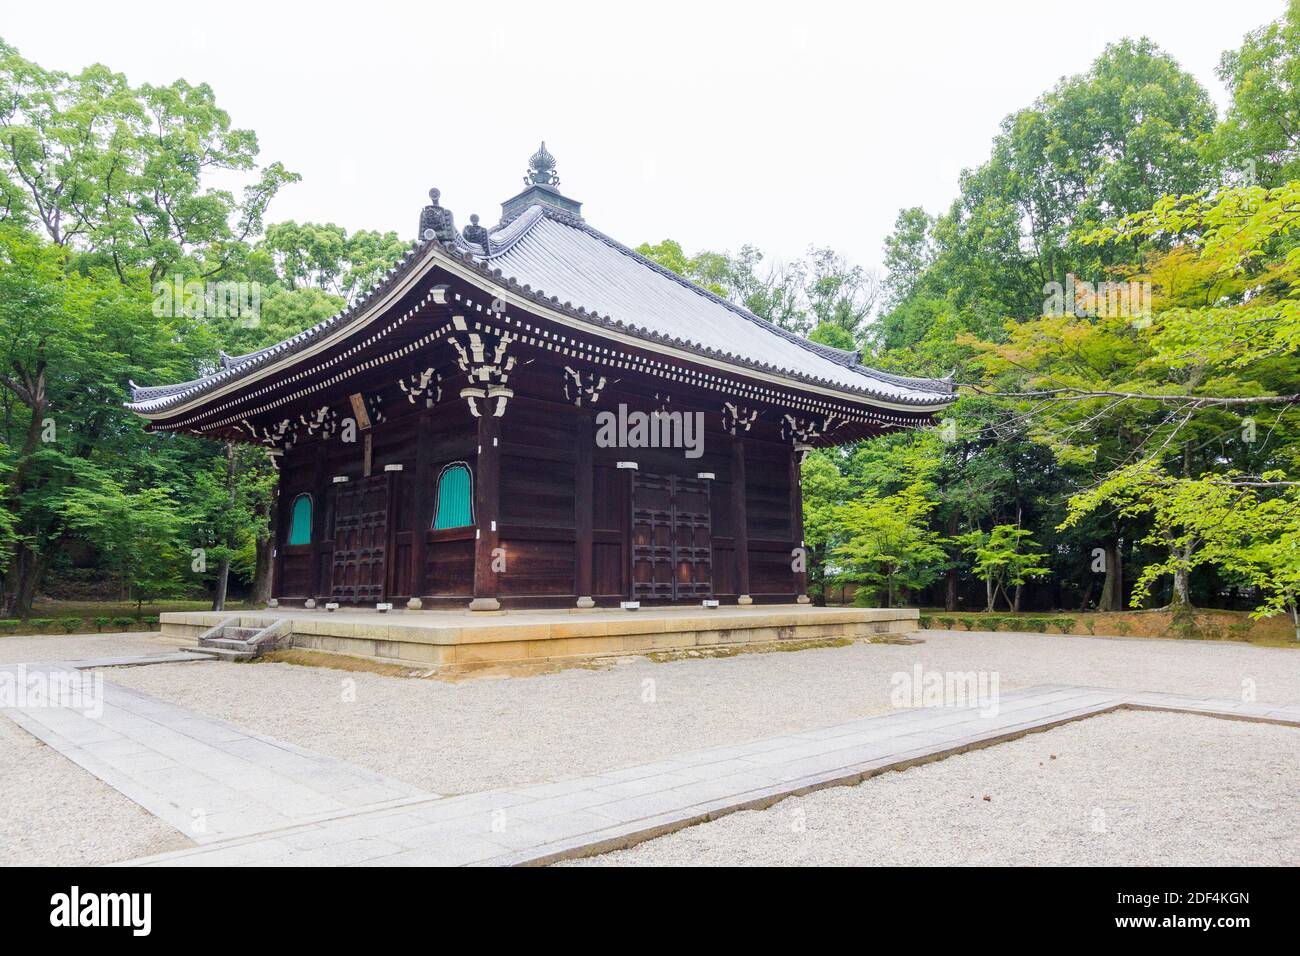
left=631, top=472, right=712, bottom=601
left=330, top=474, right=390, bottom=603
left=670, top=476, right=713, bottom=599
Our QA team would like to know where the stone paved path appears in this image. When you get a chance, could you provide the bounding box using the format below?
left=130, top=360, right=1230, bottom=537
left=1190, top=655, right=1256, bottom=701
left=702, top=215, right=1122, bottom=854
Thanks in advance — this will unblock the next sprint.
left=0, top=661, right=430, bottom=844
left=124, top=684, right=1300, bottom=866
left=6, top=652, right=1297, bottom=866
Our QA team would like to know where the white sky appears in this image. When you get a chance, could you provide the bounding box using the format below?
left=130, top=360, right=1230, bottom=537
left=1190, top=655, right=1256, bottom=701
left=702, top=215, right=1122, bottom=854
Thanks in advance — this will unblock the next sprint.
left=2, top=0, right=1286, bottom=274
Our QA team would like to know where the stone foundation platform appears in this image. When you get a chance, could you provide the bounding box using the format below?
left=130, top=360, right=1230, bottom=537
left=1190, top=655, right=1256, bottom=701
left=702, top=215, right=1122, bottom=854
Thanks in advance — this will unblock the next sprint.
left=160, top=605, right=918, bottom=671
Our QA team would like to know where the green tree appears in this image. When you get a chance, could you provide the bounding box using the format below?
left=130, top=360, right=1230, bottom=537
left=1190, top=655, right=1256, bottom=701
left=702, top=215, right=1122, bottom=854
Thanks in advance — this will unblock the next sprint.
left=58, top=480, right=188, bottom=611
left=834, top=483, right=946, bottom=608
left=958, top=525, right=1050, bottom=612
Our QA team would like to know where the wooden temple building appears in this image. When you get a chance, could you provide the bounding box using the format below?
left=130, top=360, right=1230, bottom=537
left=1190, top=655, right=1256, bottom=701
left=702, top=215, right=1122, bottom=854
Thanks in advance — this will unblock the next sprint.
left=129, top=145, right=955, bottom=613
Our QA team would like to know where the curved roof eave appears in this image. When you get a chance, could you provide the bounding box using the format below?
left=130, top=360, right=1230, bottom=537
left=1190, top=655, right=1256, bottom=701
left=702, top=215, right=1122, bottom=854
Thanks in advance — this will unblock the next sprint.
left=127, top=219, right=957, bottom=421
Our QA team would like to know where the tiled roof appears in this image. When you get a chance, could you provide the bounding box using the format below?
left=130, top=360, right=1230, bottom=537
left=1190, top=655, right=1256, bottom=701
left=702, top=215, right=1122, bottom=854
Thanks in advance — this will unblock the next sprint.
left=464, top=206, right=953, bottom=404
left=128, top=206, right=954, bottom=417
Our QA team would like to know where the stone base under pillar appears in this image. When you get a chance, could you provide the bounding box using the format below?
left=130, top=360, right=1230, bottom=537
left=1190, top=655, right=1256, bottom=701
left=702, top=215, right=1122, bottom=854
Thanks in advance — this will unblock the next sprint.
left=576, top=596, right=596, bottom=609
left=796, top=594, right=811, bottom=605
left=737, top=594, right=753, bottom=606
left=468, top=597, right=501, bottom=612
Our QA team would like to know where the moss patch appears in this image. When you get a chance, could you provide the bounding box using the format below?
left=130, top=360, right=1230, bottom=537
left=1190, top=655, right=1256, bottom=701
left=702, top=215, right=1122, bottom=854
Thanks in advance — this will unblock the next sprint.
left=647, top=636, right=856, bottom=663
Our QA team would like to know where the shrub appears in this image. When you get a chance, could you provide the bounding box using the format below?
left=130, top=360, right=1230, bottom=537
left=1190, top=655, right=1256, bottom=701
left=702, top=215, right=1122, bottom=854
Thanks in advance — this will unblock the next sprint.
left=961, top=618, right=981, bottom=631
left=144, top=616, right=161, bottom=628
left=982, top=616, right=1007, bottom=631
left=1025, top=618, right=1049, bottom=633
left=936, top=616, right=956, bottom=630
left=1047, top=617, right=1075, bottom=634
left=1110, top=619, right=1131, bottom=636
left=0, top=620, right=18, bottom=635
left=27, top=618, right=55, bottom=633
left=58, top=617, right=83, bottom=633
left=110, top=616, right=134, bottom=631
left=917, top=615, right=933, bottom=629
left=92, top=616, right=112, bottom=632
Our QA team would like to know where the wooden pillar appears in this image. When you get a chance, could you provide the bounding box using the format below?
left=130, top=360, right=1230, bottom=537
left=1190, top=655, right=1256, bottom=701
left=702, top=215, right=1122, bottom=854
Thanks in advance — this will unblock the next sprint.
left=408, top=413, right=436, bottom=608
left=731, top=435, right=752, bottom=605
left=575, top=410, right=595, bottom=608
left=790, top=445, right=810, bottom=603
left=470, top=411, right=502, bottom=611
left=272, top=480, right=288, bottom=602
left=311, top=441, right=331, bottom=603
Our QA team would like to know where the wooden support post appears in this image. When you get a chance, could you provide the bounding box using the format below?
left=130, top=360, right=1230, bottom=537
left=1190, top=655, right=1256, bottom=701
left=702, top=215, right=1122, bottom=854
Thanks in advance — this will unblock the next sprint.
left=272, top=482, right=288, bottom=602
left=575, top=410, right=595, bottom=608
left=470, top=411, right=502, bottom=611
left=790, top=445, right=810, bottom=603
left=731, top=435, right=752, bottom=605
left=408, top=413, right=436, bottom=609
left=312, top=441, right=331, bottom=602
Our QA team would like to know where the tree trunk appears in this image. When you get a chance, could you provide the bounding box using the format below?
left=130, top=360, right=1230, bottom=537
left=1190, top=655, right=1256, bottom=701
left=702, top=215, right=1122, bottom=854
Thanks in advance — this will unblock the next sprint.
left=3, top=375, right=50, bottom=617
left=212, top=557, right=231, bottom=612
left=985, top=576, right=995, bottom=613
left=5, top=544, right=50, bottom=618
left=1013, top=583, right=1022, bottom=613
left=1098, top=539, right=1121, bottom=611
left=250, top=467, right=277, bottom=606
left=1171, top=566, right=1191, bottom=608
left=944, top=512, right=959, bottom=611
left=211, top=443, right=238, bottom=612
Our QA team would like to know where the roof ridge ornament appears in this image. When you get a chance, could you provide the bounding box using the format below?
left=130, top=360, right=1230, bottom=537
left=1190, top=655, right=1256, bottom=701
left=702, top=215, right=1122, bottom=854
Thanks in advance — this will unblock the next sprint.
left=525, top=141, right=560, bottom=187
left=462, top=213, right=488, bottom=247
left=419, top=187, right=457, bottom=242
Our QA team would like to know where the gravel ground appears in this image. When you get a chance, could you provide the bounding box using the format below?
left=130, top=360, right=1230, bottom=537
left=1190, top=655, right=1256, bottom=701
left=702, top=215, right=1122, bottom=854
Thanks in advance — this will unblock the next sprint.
left=567, top=711, right=1300, bottom=866
left=0, top=632, right=173, bottom=665
left=0, top=715, right=193, bottom=866
left=100, top=630, right=1300, bottom=795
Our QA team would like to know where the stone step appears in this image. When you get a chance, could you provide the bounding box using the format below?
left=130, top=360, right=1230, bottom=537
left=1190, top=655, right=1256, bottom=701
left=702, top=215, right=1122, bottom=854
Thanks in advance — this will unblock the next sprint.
left=223, top=627, right=262, bottom=641
left=191, top=645, right=255, bottom=662
left=203, top=637, right=254, bottom=651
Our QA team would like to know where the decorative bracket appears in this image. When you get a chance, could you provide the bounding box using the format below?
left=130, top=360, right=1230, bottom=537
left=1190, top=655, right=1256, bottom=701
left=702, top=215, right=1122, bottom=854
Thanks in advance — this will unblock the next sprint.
left=450, top=317, right=516, bottom=417
left=400, top=368, right=442, bottom=407
left=563, top=366, right=607, bottom=406
left=782, top=413, right=838, bottom=461
left=722, top=401, right=759, bottom=436
left=240, top=417, right=296, bottom=450
left=299, top=405, right=339, bottom=440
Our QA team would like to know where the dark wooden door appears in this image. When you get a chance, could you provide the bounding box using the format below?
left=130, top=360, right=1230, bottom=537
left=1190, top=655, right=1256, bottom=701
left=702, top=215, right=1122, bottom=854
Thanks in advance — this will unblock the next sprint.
left=331, top=474, right=391, bottom=603
left=631, top=472, right=712, bottom=601
left=671, top=476, right=713, bottom=599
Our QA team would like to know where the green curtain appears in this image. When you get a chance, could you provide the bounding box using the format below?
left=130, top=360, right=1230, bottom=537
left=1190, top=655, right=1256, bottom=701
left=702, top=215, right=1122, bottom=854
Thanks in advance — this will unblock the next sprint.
left=433, top=464, right=473, bottom=529
left=288, top=494, right=313, bottom=545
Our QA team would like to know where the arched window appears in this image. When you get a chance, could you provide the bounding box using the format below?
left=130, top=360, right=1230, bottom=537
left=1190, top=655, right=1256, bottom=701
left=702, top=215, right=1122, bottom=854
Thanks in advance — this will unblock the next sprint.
left=287, top=493, right=313, bottom=546
left=433, top=462, right=473, bottom=530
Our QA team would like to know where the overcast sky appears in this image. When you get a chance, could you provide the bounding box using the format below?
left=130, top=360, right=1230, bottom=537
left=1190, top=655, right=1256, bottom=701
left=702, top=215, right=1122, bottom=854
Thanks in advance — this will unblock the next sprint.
left=2, top=0, right=1286, bottom=274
